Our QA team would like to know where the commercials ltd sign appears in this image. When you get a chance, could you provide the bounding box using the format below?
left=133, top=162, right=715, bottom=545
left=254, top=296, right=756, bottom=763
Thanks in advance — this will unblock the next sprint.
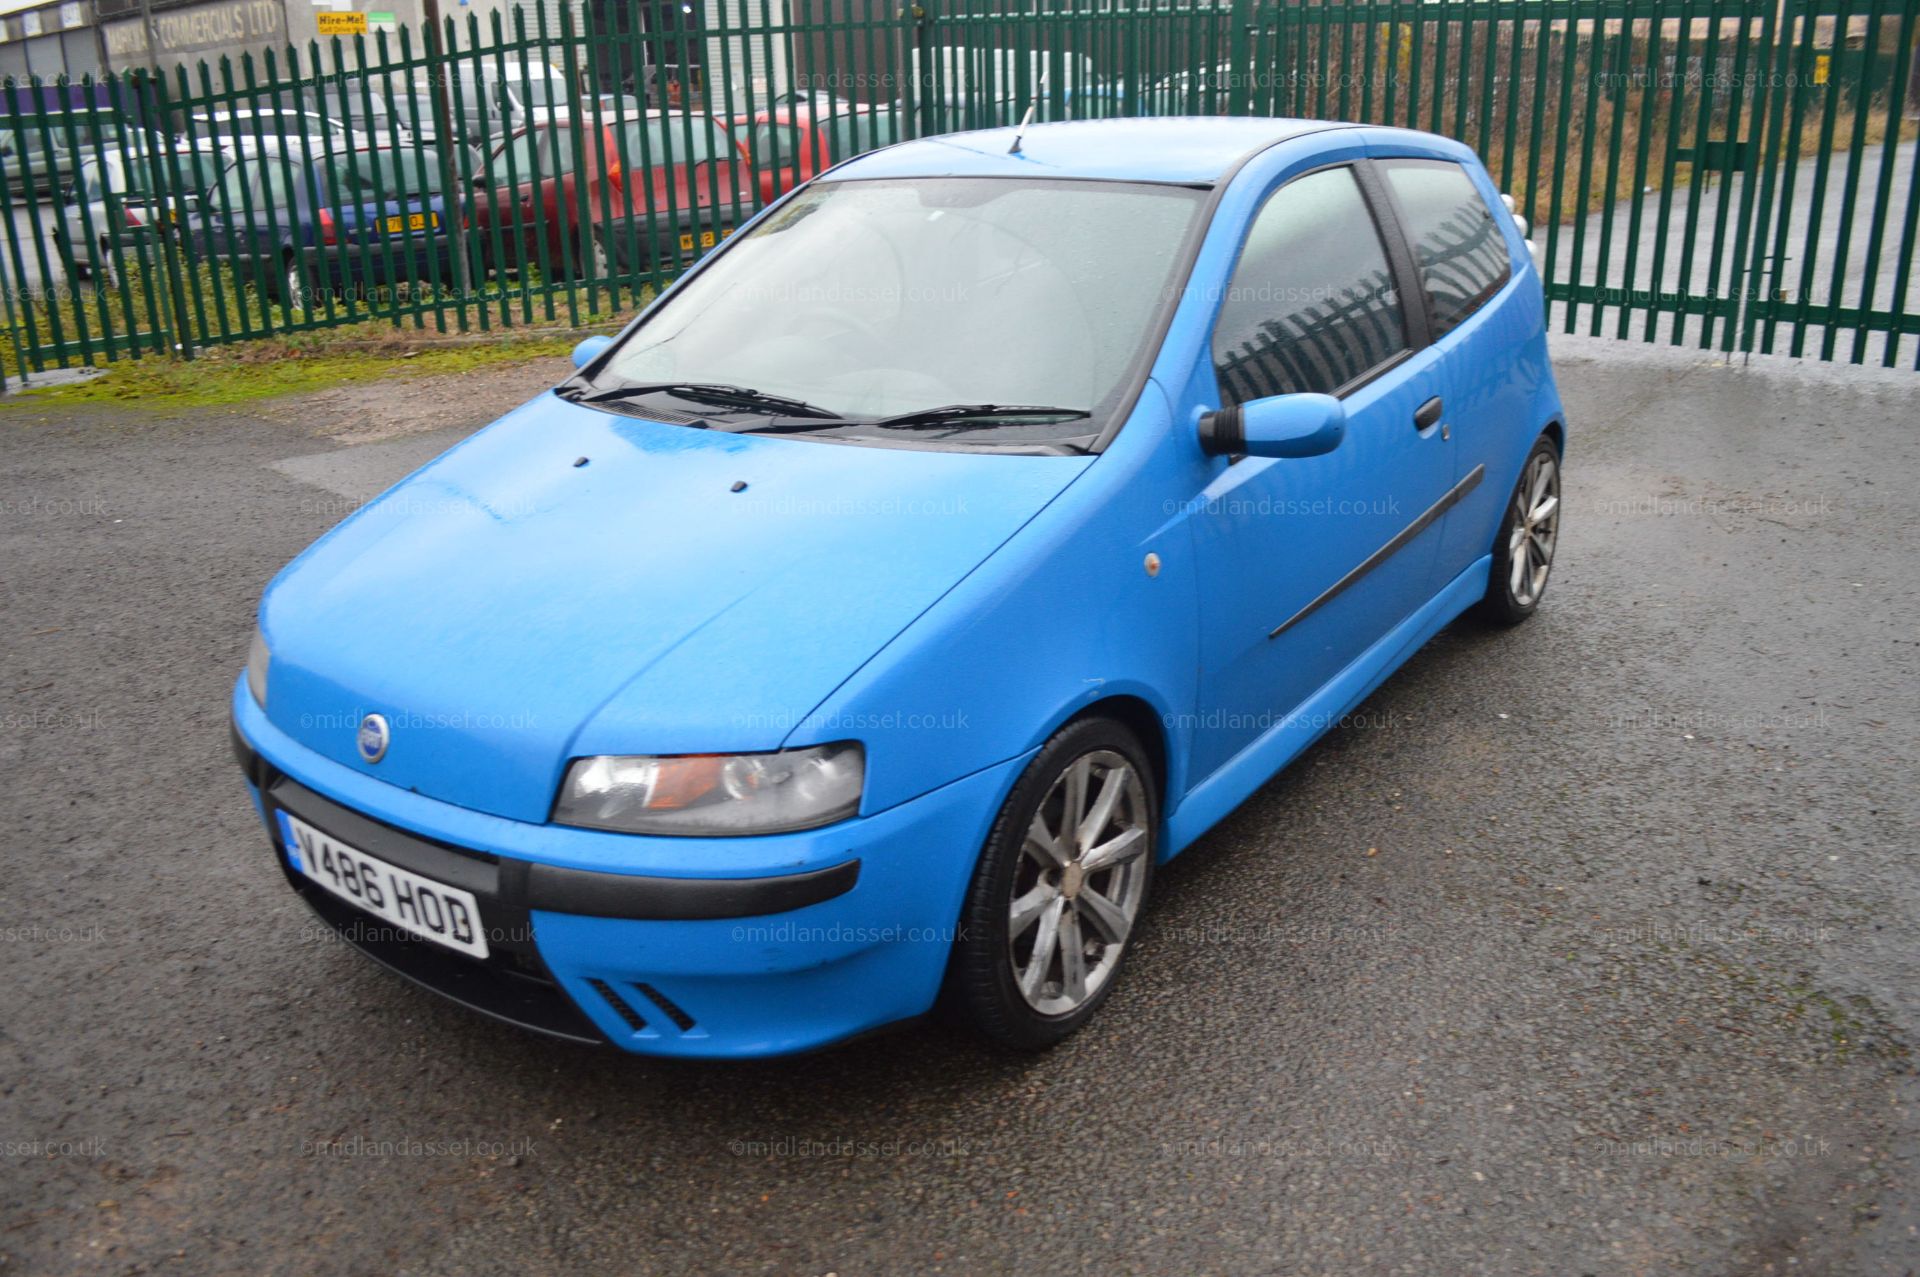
left=103, top=0, right=283, bottom=63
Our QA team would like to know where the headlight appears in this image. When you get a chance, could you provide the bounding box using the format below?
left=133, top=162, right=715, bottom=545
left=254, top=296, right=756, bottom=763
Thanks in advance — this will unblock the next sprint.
left=246, top=627, right=271, bottom=707
left=554, top=743, right=863, bottom=836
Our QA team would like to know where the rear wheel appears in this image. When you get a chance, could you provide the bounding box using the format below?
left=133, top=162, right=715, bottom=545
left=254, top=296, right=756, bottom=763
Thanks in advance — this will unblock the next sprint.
left=948, top=717, right=1156, bottom=1050
left=93, top=238, right=118, bottom=288
left=567, top=233, right=612, bottom=282
left=1477, top=433, right=1562, bottom=626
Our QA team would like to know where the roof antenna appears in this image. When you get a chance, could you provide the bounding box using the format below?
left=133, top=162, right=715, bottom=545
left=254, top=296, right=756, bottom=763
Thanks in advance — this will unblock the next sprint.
left=1008, top=100, right=1038, bottom=155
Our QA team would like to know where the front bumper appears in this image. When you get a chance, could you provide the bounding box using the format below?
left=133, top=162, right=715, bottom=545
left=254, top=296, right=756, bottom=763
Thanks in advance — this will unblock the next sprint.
left=231, top=679, right=1018, bottom=1058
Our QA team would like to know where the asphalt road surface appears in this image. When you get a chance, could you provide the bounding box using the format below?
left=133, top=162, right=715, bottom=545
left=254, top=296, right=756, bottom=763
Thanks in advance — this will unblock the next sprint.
left=2, top=336, right=1916, bottom=1276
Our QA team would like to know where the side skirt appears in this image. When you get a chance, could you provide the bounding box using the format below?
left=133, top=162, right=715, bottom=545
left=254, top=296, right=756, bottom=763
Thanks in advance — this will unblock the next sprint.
left=1162, top=553, right=1493, bottom=858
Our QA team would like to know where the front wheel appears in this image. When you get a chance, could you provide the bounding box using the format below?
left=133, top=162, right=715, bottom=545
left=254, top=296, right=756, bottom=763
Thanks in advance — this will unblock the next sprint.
left=271, top=255, right=315, bottom=314
left=1477, top=433, right=1562, bottom=626
left=948, top=717, right=1157, bottom=1050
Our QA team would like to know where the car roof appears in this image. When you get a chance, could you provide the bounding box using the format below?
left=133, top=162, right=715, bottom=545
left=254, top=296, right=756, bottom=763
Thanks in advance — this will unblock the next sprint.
left=96, top=142, right=227, bottom=159
left=203, top=108, right=309, bottom=116
left=829, top=117, right=1356, bottom=184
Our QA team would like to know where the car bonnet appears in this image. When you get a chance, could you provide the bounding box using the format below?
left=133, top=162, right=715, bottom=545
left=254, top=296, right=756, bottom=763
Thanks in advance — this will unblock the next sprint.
left=258, top=392, right=1091, bottom=822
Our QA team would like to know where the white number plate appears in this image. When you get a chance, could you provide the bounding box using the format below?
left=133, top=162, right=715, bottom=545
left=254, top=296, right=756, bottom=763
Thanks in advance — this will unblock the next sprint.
left=276, top=811, right=490, bottom=960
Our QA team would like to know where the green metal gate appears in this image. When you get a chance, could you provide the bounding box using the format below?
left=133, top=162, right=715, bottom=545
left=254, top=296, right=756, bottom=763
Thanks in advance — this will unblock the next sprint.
left=0, top=0, right=1915, bottom=382
left=1744, top=0, right=1920, bottom=362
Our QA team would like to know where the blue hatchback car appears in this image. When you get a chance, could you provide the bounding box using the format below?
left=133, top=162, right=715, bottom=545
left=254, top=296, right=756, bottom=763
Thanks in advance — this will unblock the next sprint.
left=232, top=118, right=1565, bottom=1058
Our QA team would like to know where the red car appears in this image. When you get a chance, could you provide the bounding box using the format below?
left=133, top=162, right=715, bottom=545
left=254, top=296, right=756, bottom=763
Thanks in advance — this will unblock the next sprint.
left=729, top=105, right=900, bottom=204
left=471, top=113, right=752, bottom=278
left=729, top=108, right=832, bottom=204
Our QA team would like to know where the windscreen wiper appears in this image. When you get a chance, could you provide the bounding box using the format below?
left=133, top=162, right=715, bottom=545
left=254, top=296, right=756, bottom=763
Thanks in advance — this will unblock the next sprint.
left=874, top=404, right=1092, bottom=431
left=727, top=418, right=861, bottom=437
left=575, top=381, right=843, bottom=420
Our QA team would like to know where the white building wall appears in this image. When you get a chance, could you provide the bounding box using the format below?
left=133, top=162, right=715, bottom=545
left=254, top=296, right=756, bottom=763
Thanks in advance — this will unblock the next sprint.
left=706, top=0, right=787, bottom=114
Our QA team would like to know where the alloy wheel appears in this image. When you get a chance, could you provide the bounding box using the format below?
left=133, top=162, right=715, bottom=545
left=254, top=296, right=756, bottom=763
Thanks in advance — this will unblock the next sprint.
left=1507, top=449, right=1560, bottom=607
left=1008, top=750, right=1151, bottom=1016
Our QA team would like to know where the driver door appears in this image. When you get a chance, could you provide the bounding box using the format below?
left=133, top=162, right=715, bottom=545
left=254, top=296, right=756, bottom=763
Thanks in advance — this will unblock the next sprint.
left=1186, top=162, right=1455, bottom=782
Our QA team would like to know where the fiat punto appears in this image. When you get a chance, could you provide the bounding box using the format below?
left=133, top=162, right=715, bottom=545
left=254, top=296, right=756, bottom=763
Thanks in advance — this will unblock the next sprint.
left=232, top=117, right=1565, bottom=1057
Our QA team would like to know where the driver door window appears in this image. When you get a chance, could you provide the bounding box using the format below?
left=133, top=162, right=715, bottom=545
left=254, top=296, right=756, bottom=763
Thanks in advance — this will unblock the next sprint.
left=495, top=129, right=545, bottom=185
left=1211, top=166, right=1407, bottom=405
left=210, top=162, right=259, bottom=216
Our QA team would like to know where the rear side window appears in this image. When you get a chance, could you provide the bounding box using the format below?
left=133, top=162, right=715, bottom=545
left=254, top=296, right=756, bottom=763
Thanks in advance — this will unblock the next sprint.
left=1380, top=158, right=1511, bottom=337
left=540, top=127, right=580, bottom=176
left=1211, top=165, right=1408, bottom=404
left=134, top=153, right=224, bottom=197
left=210, top=161, right=261, bottom=213
left=750, top=122, right=827, bottom=168
left=494, top=128, right=548, bottom=181
left=76, top=159, right=108, bottom=196
left=259, top=157, right=301, bottom=208
left=186, top=154, right=227, bottom=194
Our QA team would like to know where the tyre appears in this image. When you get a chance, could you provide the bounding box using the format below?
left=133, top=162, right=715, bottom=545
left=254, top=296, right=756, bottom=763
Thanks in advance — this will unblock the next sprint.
left=1477, top=432, right=1562, bottom=626
left=270, top=255, right=313, bottom=313
left=948, top=716, right=1157, bottom=1050
left=53, top=230, right=88, bottom=284
left=567, top=233, right=612, bottom=282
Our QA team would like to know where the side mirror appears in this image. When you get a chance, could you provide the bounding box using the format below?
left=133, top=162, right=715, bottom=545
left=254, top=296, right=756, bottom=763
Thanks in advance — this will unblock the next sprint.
left=469, top=173, right=488, bottom=190
left=570, top=335, right=613, bottom=369
left=1198, top=393, right=1345, bottom=459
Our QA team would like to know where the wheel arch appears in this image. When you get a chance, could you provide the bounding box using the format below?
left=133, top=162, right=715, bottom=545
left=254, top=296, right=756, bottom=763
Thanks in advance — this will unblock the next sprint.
left=1059, top=694, right=1171, bottom=829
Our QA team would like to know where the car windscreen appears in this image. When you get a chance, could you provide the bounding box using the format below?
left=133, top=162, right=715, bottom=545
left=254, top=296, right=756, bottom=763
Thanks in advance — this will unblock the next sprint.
left=7, top=126, right=69, bottom=154
left=517, top=80, right=569, bottom=108
left=598, top=177, right=1207, bottom=442
left=317, top=90, right=390, bottom=120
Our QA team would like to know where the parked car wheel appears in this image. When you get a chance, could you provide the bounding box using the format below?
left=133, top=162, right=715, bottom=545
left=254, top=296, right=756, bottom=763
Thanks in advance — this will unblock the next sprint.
left=948, top=716, right=1156, bottom=1050
left=270, top=255, right=316, bottom=314
left=53, top=229, right=87, bottom=284
left=567, top=234, right=612, bottom=282
left=1478, top=433, right=1562, bottom=626
left=89, top=237, right=119, bottom=288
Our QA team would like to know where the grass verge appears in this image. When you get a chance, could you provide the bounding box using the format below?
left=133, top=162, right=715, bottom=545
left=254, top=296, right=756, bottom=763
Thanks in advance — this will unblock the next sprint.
left=4, top=325, right=589, bottom=409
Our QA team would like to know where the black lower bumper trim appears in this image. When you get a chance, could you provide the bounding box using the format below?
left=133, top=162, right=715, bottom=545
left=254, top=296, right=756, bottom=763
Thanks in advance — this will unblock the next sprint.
left=293, top=884, right=606, bottom=1046
left=524, top=858, right=861, bottom=920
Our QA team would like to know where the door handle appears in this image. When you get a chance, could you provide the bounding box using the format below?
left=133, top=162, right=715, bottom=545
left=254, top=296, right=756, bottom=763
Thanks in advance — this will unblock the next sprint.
left=1414, top=396, right=1444, bottom=430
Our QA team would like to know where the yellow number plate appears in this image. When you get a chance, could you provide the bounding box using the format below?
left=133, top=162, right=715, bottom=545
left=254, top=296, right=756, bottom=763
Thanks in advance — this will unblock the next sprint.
left=384, top=212, right=434, bottom=233
left=678, top=230, right=720, bottom=250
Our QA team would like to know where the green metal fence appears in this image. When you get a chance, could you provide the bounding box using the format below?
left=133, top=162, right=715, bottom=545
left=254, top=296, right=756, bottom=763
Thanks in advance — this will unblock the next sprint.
left=1, top=0, right=1916, bottom=386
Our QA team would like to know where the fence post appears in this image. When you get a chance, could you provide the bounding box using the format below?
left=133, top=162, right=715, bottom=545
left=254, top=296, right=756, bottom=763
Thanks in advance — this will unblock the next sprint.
left=1228, top=0, right=1255, bottom=117
left=129, top=67, right=191, bottom=361
left=422, top=4, right=470, bottom=331
left=908, top=0, right=936, bottom=140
